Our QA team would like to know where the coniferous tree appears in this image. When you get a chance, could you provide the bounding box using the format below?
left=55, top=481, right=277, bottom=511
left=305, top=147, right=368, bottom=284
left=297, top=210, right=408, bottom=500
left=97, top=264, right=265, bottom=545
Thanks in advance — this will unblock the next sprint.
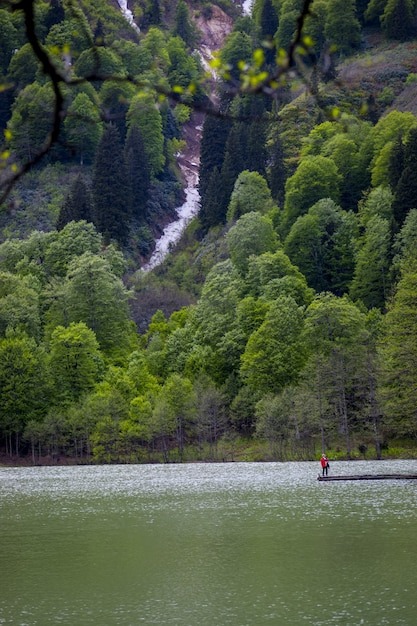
left=350, top=216, right=392, bottom=309
left=246, top=120, right=267, bottom=175
left=92, top=124, right=130, bottom=245
left=225, top=122, right=248, bottom=176
left=365, top=0, right=386, bottom=25
left=57, top=176, right=93, bottom=231
left=143, top=0, right=161, bottom=27
left=379, top=257, right=417, bottom=437
left=173, top=0, right=196, bottom=47
left=199, top=167, right=225, bottom=232
left=392, top=129, right=417, bottom=228
left=387, top=137, right=405, bottom=193
left=356, top=0, right=371, bottom=24
left=392, top=167, right=417, bottom=228
left=219, top=150, right=238, bottom=219
left=216, top=121, right=249, bottom=210
left=124, top=126, right=151, bottom=224
left=268, top=132, right=286, bottom=205
left=381, top=0, right=416, bottom=40
left=0, top=81, right=14, bottom=134
left=259, top=0, right=279, bottom=39
left=199, top=115, right=231, bottom=204
left=276, top=6, right=296, bottom=50
left=211, top=112, right=267, bottom=225
left=404, top=127, right=417, bottom=168
left=324, top=0, right=361, bottom=54
left=259, top=0, right=279, bottom=65
left=94, top=19, right=105, bottom=45
left=44, top=0, right=66, bottom=34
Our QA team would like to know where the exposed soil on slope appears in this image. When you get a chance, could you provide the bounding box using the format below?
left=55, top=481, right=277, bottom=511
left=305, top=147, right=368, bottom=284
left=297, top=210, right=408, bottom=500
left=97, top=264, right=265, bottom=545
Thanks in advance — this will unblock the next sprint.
left=337, top=40, right=417, bottom=116
left=177, top=6, right=234, bottom=188
left=140, top=5, right=234, bottom=270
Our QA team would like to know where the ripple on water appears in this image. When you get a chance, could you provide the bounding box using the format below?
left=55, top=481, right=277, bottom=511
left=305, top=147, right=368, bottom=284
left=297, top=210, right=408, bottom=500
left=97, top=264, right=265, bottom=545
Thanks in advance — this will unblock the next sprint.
left=1, top=461, right=417, bottom=626
left=1, top=460, right=417, bottom=523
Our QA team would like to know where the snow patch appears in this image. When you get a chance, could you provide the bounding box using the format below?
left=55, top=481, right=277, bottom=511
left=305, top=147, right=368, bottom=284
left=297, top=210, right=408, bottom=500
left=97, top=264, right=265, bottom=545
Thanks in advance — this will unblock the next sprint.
left=117, top=0, right=140, bottom=33
left=141, top=184, right=200, bottom=273
left=242, top=0, right=253, bottom=15
left=140, top=4, right=235, bottom=272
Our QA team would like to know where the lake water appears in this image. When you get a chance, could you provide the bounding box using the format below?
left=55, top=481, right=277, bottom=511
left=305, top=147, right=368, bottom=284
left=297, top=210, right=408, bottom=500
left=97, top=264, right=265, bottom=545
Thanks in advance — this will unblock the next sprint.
left=1, top=460, right=416, bottom=625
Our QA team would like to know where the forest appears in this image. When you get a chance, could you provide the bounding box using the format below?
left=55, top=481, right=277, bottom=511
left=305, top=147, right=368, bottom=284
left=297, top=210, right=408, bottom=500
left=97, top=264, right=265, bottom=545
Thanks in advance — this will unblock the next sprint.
left=1, top=0, right=417, bottom=464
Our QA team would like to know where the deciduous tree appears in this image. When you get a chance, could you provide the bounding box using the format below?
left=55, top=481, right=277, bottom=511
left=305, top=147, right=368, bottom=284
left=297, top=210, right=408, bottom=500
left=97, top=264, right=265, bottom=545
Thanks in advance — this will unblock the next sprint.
left=303, top=293, right=368, bottom=457
left=282, top=156, right=342, bottom=234
left=46, top=252, right=136, bottom=358
left=127, top=92, right=165, bottom=176
left=227, top=170, right=276, bottom=222
left=227, top=212, right=278, bottom=275
left=0, top=272, right=40, bottom=339
left=64, top=93, right=103, bottom=165
left=0, top=331, right=49, bottom=455
left=48, top=322, right=103, bottom=405
left=241, top=296, right=307, bottom=396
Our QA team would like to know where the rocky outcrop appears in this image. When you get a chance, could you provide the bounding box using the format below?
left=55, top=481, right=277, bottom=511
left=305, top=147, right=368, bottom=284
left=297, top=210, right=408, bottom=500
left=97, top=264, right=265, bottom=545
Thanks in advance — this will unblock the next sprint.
left=195, top=5, right=234, bottom=52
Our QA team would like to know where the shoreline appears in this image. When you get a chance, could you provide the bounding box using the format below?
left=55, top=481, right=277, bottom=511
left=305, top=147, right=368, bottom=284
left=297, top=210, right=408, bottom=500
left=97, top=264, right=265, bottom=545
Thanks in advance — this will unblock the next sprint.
left=2, top=450, right=417, bottom=468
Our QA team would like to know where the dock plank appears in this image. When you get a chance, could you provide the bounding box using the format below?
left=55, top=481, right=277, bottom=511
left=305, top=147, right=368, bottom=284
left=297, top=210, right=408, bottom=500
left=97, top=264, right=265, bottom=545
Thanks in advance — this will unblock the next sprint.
left=318, top=474, right=417, bottom=481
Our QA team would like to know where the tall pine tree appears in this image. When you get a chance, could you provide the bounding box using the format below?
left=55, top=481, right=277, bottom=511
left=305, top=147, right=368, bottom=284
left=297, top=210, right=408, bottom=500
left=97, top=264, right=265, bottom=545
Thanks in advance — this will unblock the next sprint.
left=92, top=124, right=130, bottom=245
left=199, top=114, right=231, bottom=205
left=392, top=128, right=417, bottom=228
left=143, top=0, right=161, bottom=27
left=174, top=0, right=196, bottom=47
left=379, top=257, right=417, bottom=437
left=199, top=167, right=226, bottom=232
left=219, top=151, right=239, bottom=219
left=387, top=137, right=405, bottom=192
left=381, top=0, right=416, bottom=40
left=267, top=132, right=286, bottom=205
left=44, top=0, right=65, bottom=33
left=124, top=126, right=151, bottom=224
left=246, top=120, right=267, bottom=175
left=57, top=176, right=93, bottom=231
left=259, top=0, right=279, bottom=66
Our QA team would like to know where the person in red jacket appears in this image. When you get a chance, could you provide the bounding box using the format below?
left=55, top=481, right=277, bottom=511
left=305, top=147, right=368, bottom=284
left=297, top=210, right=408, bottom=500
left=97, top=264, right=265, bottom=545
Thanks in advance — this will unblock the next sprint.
left=320, top=453, right=329, bottom=476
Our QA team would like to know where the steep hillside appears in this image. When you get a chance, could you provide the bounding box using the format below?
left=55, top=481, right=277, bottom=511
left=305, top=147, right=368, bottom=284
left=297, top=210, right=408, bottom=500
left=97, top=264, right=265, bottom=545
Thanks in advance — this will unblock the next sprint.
left=2, top=0, right=417, bottom=465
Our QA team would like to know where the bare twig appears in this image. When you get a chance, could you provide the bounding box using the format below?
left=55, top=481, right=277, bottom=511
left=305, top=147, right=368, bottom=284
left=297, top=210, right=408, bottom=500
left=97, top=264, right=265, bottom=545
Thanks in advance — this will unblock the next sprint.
left=0, top=0, right=328, bottom=203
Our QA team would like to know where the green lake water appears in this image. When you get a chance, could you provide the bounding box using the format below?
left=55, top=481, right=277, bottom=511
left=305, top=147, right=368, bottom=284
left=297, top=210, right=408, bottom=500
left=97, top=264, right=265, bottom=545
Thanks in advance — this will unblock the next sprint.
left=1, top=460, right=416, bottom=625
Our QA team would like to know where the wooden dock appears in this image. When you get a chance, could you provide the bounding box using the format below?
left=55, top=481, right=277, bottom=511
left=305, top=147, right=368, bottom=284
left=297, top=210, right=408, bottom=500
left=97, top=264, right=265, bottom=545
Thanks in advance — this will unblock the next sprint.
left=318, top=474, right=417, bottom=481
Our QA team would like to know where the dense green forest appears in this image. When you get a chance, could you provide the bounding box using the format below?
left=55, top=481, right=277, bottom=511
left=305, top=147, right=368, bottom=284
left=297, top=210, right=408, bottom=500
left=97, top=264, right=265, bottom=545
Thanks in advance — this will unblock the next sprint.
left=1, top=0, right=417, bottom=464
